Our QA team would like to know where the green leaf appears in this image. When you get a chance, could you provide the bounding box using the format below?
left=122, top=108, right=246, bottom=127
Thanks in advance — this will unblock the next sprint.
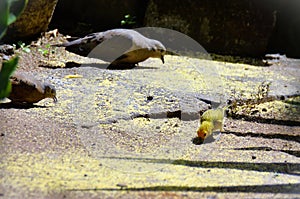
left=0, top=0, right=10, bottom=37
left=0, top=0, right=28, bottom=40
left=22, top=47, right=30, bottom=53
left=0, top=29, right=8, bottom=39
left=0, top=56, right=19, bottom=99
left=8, top=13, right=17, bottom=24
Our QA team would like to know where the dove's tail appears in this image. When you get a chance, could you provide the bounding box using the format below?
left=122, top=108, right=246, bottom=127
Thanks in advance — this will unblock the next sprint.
left=51, top=32, right=105, bottom=56
left=52, top=32, right=106, bottom=48
left=51, top=37, right=83, bottom=47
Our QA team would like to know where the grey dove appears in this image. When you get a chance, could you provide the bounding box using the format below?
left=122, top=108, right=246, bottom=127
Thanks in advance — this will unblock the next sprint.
left=8, top=72, right=57, bottom=104
left=54, top=29, right=166, bottom=68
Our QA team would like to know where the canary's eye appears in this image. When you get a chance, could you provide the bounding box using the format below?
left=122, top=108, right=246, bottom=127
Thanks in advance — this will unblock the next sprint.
left=203, top=133, right=207, bottom=137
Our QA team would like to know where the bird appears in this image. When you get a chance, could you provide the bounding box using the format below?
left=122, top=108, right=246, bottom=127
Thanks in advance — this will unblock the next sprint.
left=8, top=72, right=57, bottom=104
left=196, top=106, right=228, bottom=142
left=53, top=29, right=166, bottom=68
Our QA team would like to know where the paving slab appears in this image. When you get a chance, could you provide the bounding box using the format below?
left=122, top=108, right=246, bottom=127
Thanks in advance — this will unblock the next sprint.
left=0, top=45, right=299, bottom=198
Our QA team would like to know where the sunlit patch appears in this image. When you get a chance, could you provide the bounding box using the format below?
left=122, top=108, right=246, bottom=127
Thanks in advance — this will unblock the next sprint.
left=71, top=27, right=225, bottom=173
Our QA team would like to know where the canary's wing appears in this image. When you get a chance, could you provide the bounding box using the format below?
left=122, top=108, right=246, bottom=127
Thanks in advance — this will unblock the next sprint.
left=200, top=108, right=224, bottom=122
left=200, top=108, right=225, bottom=132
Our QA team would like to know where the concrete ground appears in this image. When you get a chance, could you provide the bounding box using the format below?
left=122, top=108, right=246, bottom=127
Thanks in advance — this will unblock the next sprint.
left=0, top=33, right=299, bottom=199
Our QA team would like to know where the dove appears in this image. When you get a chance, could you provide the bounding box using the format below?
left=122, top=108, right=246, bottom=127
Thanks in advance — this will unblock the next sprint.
left=8, top=72, right=57, bottom=104
left=54, top=29, right=166, bottom=67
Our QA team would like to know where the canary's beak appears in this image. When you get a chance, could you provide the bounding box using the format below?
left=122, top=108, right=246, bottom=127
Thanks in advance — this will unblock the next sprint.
left=161, top=55, right=164, bottom=64
left=53, top=96, right=58, bottom=103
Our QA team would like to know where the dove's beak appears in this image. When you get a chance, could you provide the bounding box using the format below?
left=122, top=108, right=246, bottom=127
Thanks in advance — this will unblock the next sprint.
left=161, top=55, right=165, bottom=64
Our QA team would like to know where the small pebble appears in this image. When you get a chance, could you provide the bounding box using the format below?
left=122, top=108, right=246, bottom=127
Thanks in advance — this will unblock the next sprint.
left=250, top=110, right=259, bottom=115
left=146, top=96, right=153, bottom=101
left=116, top=183, right=128, bottom=189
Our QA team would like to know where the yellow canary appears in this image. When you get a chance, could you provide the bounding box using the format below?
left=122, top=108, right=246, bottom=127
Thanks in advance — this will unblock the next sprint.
left=197, top=107, right=226, bottom=141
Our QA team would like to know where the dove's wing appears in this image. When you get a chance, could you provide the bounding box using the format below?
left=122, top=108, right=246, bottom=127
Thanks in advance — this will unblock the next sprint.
left=9, top=72, right=45, bottom=103
left=88, top=29, right=134, bottom=62
left=102, top=29, right=162, bottom=65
